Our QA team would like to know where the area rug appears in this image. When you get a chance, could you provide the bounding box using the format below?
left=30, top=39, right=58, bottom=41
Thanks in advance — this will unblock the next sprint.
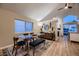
left=1, top=40, right=53, bottom=56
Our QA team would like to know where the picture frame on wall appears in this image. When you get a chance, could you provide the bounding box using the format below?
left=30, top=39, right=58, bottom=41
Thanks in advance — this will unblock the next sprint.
left=43, top=24, right=49, bottom=31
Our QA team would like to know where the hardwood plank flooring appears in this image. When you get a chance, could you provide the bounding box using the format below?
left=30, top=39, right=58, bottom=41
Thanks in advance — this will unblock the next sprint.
left=42, top=36, right=79, bottom=56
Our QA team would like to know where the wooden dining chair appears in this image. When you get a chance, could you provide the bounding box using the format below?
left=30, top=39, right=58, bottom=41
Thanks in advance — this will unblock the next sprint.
left=12, top=37, right=26, bottom=56
left=30, top=32, right=34, bottom=35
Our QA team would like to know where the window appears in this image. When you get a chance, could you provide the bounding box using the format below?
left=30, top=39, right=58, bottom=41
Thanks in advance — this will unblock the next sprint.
left=15, top=19, right=33, bottom=33
left=64, top=24, right=77, bottom=32
left=69, top=24, right=77, bottom=32
left=63, top=15, right=78, bottom=32
left=15, top=20, right=25, bottom=32
left=63, top=15, right=78, bottom=23
left=25, top=22, right=33, bottom=32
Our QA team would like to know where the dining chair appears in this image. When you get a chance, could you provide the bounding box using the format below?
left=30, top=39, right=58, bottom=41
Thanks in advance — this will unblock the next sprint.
left=23, top=33, right=29, bottom=36
left=12, top=37, right=26, bottom=56
left=29, top=32, right=34, bottom=35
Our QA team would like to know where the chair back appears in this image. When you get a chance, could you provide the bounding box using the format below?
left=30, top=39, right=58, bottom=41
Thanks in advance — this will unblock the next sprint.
left=30, top=32, right=34, bottom=35
left=32, top=34, right=37, bottom=36
left=13, top=37, right=19, bottom=45
left=23, top=33, right=28, bottom=36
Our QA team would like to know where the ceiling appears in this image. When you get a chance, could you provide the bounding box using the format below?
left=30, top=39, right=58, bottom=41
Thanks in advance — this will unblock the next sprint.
left=42, top=3, right=79, bottom=21
left=0, top=3, right=79, bottom=21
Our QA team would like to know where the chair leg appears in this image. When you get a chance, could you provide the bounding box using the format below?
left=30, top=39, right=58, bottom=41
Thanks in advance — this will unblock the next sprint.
left=12, top=46, right=15, bottom=54
left=44, top=41, right=45, bottom=47
left=33, top=47, right=35, bottom=56
left=22, top=46, right=25, bottom=51
left=15, top=48, right=17, bottom=56
left=44, top=41, right=46, bottom=50
left=22, top=46, right=24, bottom=49
left=25, top=42, right=28, bottom=51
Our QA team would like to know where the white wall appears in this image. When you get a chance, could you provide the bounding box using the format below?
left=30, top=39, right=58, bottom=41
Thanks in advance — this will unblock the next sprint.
left=0, top=8, right=38, bottom=48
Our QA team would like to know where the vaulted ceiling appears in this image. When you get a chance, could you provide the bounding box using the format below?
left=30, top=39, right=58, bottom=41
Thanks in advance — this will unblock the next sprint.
left=0, top=3, right=79, bottom=21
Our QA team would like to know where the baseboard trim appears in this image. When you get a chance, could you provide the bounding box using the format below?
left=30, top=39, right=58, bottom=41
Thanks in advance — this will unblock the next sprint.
left=0, top=44, right=13, bottom=50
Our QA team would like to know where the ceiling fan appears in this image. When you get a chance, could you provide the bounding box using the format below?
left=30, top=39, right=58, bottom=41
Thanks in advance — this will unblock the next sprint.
left=58, top=3, right=72, bottom=11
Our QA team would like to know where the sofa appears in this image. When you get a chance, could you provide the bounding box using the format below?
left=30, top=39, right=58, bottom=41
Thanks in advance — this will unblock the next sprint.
left=38, top=32, right=55, bottom=41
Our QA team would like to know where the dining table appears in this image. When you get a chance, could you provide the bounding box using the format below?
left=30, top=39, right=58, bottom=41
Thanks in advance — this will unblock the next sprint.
left=17, top=34, right=37, bottom=55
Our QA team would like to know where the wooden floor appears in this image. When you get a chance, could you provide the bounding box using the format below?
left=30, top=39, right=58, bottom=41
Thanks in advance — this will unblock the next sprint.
left=42, top=36, right=79, bottom=56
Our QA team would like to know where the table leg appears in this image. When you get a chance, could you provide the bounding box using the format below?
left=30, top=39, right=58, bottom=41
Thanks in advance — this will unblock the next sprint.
left=24, top=40, right=30, bottom=56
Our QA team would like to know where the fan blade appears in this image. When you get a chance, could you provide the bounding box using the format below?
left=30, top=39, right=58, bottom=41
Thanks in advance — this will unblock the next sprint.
left=58, top=7, right=64, bottom=10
